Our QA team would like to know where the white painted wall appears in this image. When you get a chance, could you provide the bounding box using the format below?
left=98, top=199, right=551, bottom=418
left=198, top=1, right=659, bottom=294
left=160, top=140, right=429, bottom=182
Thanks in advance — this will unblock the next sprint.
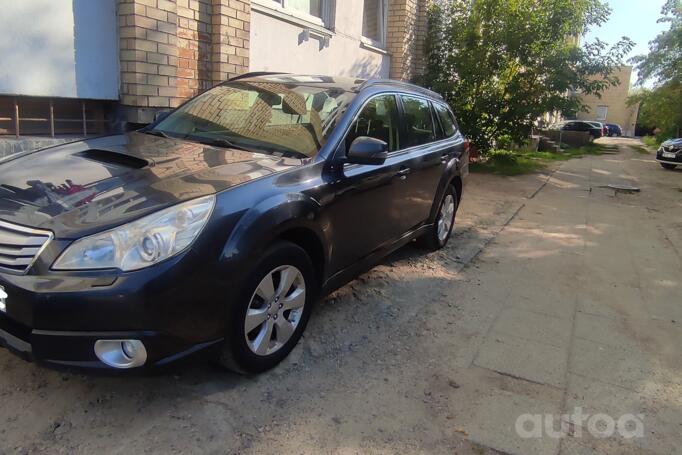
left=250, top=0, right=390, bottom=79
left=0, top=0, right=119, bottom=100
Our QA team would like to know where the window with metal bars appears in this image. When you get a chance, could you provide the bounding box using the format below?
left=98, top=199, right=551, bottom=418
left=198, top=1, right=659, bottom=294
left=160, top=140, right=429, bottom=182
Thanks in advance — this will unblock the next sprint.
left=0, top=96, right=109, bottom=138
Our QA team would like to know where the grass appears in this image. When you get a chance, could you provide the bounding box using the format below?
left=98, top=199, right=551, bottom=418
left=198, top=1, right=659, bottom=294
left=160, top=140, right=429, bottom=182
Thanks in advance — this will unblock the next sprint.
left=642, top=136, right=661, bottom=149
left=471, top=143, right=612, bottom=176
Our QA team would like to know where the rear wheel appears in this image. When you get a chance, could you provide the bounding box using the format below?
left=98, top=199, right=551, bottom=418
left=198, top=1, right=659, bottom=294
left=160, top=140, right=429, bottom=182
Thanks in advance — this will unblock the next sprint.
left=419, top=185, right=458, bottom=251
left=219, top=241, right=316, bottom=374
left=660, top=163, right=677, bottom=170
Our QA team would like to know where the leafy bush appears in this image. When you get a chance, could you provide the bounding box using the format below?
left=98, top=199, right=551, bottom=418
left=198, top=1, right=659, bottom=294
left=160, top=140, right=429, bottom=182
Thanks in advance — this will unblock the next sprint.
left=495, top=135, right=515, bottom=150
left=487, top=149, right=518, bottom=165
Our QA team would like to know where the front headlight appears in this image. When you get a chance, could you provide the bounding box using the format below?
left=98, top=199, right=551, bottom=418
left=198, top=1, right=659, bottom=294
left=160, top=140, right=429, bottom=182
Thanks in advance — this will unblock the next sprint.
left=53, top=195, right=215, bottom=271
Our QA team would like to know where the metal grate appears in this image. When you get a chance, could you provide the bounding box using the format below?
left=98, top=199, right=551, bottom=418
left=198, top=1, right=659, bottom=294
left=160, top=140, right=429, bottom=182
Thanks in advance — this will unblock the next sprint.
left=0, top=220, right=53, bottom=274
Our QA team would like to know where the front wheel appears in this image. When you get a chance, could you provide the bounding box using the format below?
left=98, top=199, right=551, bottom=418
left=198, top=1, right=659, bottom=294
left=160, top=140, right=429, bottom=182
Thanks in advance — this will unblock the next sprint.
left=219, top=241, right=316, bottom=374
left=418, top=185, right=458, bottom=251
left=661, top=163, right=678, bottom=170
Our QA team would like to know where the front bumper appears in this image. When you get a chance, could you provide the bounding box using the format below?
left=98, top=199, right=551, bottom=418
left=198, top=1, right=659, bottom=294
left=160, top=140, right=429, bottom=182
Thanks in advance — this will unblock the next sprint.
left=656, top=148, right=682, bottom=165
left=0, top=315, right=220, bottom=369
left=0, top=252, right=228, bottom=370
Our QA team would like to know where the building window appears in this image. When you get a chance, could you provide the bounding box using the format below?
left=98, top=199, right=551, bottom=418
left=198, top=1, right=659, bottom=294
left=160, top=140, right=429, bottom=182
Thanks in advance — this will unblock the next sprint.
left=362, top=0, right=387, bottom=46
left=596, top=105, right=608, bottom=121
left=260, top=0, right=335, bottom=28
left=273, top=0, right=322, bottom=18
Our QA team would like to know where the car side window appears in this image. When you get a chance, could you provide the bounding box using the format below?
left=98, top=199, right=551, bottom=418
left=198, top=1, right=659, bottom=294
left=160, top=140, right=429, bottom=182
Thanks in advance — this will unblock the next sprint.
left=434, top=102, right=457, bottom=138
left=346, top=94, right=401, bottom=152
left=401, top=95, right=436, bottom=148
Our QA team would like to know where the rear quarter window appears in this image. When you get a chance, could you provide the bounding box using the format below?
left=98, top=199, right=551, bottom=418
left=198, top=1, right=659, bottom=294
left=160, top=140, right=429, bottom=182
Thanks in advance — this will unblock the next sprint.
left=434, top=102, right=457, bottom=138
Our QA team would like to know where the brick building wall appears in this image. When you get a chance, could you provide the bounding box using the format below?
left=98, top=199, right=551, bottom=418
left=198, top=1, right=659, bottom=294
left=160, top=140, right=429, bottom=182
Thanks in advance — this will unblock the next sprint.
left=576, top=66, right=639, bottom=136
left=117, top=0, right=250, bottom=124
left=386, top=0, right=429, bottom=82
left=116, top=0, right=428, bottom=126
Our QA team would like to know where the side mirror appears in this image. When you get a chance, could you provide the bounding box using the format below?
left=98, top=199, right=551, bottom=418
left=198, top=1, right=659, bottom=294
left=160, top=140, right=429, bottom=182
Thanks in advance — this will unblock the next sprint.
left=154, top=111, right=171, bottom=123
left=346, top=137, right=388, bottom=165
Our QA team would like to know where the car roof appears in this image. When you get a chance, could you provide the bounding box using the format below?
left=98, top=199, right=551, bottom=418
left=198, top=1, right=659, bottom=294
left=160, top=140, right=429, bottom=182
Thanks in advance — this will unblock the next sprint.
left=227, top=72, right=443, bottom=100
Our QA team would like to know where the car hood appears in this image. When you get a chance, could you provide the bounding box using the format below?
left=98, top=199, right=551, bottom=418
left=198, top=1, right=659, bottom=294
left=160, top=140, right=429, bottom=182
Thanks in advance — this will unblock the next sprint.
left=0, top=133, right=304, bottom=238
left=661, top=138, right=682, bottom=148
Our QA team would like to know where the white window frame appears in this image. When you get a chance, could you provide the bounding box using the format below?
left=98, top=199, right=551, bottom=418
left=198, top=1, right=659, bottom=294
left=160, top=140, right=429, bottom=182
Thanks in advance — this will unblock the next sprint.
left=361, top=0, right=388, bottom=49
left=596, top=105, right=608, bottom=121
left=254, top=0, right=334, bottom=29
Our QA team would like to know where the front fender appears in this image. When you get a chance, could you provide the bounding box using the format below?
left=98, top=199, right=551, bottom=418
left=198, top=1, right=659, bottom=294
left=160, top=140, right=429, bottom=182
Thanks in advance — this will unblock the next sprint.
left=220, top=192, right=326, bottom=271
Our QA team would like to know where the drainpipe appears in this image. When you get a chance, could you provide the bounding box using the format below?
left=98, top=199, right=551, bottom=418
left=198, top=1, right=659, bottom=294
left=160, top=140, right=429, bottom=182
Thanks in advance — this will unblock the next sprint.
left=13, top=97, right=19, bottom=139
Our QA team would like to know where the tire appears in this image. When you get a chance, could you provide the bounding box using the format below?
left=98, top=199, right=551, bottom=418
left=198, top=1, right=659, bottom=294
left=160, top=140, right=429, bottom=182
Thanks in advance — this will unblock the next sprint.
left=660, top=163, right=677, bottom=170
left=418, top=184, right=458, bottom=251
left=219, top=241, right=317, bottom=374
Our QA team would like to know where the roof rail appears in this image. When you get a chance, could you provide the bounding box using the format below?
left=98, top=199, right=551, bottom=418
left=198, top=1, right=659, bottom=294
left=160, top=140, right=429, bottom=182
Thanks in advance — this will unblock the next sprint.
left=228, top=71, right=289, bottom=82
left=359, top=79, right=443, bottom=100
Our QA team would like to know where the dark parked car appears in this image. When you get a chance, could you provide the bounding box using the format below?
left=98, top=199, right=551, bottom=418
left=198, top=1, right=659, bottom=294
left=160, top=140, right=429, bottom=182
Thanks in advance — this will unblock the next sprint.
left=556, top=120, right=603, bottom=139
left=585, top=121, right=608, bottom=138
left=606, top=123, right=622, bottom=137
left=656, top=138, right=682, bottom=170
left=0, top=73, right=468, bottom=373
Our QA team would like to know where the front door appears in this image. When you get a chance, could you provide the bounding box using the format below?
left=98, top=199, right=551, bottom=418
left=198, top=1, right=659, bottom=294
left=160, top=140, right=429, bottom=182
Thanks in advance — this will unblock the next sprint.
left=324, top=93, right=414, bottom=274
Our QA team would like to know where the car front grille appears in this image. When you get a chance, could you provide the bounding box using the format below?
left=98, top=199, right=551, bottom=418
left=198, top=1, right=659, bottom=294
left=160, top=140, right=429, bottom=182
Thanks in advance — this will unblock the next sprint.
left=0, top=220, right=53, bottom=274
left=663, top=145, right=680, bottom=153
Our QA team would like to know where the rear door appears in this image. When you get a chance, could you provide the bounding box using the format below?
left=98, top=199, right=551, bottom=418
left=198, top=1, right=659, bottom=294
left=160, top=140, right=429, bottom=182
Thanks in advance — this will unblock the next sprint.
left=395, top=95, right=452, bottom=224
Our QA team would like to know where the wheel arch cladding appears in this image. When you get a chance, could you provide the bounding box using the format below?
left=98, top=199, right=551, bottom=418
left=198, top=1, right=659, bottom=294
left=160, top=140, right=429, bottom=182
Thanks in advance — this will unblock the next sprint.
left=450, top=175, right=462, bottom=203
left=220, top=193, right=327, bottom=272
left=276, top=227, right=326, bottom=291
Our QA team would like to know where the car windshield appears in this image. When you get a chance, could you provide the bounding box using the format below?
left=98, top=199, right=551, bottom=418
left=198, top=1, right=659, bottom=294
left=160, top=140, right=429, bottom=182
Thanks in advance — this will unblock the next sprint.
left=151, top=81, right=355, bottom=158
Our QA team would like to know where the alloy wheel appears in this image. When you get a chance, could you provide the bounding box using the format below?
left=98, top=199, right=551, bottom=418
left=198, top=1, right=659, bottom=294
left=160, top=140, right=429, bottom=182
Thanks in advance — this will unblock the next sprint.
left=244, top=265, right=306, bottom=356
left=437, top=194, right=456, bottom=243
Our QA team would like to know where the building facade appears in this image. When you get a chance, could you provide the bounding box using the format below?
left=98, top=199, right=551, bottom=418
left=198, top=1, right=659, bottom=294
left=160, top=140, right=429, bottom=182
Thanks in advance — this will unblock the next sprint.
left=575, top=66, right=639, bottom=137
left=0, top=0, right=430, bottom=137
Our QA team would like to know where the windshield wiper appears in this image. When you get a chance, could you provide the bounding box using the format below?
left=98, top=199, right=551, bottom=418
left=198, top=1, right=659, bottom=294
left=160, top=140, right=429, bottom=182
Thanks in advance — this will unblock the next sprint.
left=142, top=129, right=172, bottom=138
left=189, top=136, right=254, bottom=153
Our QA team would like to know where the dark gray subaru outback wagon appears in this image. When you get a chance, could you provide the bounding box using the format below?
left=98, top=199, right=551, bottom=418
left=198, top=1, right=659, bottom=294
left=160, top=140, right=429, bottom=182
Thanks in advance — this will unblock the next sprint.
left=0, top=73, right=469, bottom=373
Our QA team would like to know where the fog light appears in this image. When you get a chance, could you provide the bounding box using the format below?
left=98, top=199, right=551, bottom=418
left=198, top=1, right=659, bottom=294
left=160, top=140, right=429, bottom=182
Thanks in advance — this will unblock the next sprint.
left=94, top=339, right=147, bottom=369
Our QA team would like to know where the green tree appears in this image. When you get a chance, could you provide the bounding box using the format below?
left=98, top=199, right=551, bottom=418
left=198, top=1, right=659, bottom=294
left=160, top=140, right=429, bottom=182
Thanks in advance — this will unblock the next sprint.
left=629, top=0, right=681, bottom=138
left=629, top=84, right=682, bottom=138
left=630, top=0, right=681, bottom=85
left=423, top=0, right=633, bottom=151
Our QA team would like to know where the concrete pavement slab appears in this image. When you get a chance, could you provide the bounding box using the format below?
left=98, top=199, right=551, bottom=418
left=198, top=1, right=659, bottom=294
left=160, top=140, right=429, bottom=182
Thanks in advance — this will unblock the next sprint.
left=491, top=306, right=573, bottom=348
left=474, top=331, right=568, bottom=388
left=568, top=338, right=679, bottom=394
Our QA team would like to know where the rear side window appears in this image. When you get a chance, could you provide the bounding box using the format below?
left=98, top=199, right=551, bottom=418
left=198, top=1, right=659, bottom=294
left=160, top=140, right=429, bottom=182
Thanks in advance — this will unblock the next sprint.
left=346, top=94, right=401, bottom=152
left=434, top=103, right=457, bottom=138
left=401, top=95, right=436, bottom=148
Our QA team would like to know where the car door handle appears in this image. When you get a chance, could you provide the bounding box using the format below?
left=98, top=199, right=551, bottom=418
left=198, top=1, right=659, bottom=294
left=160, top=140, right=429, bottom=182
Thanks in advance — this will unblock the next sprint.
left=440, top=153, right=450, bottom=163
left=396, top=167, right=411, bottom=179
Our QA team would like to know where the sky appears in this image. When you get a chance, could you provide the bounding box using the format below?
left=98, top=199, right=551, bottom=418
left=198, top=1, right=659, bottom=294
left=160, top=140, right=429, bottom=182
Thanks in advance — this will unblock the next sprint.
left=584, top=0, right=669, bottom=86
